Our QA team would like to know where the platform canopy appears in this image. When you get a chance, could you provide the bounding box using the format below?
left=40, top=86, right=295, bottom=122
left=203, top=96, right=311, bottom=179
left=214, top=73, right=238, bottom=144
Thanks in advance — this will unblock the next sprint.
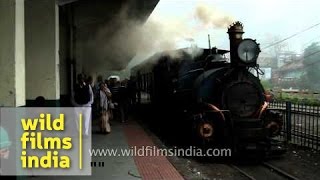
left=59, top=0, right=159, bottom=72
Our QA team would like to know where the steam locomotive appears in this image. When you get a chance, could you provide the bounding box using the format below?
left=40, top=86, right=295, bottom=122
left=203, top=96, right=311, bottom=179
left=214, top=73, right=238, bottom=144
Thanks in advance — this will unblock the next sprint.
left=130, top=22, right=285, bottom=158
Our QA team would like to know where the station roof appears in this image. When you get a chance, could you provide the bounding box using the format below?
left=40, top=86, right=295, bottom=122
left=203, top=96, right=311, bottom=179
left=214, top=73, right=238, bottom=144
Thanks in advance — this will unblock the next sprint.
left=58, top=0, right=159, bottom=71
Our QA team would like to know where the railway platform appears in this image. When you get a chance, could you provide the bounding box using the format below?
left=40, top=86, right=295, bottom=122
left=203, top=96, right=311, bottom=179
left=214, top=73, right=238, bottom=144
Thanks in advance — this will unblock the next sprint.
left=25, top=116, right=184, bottom=180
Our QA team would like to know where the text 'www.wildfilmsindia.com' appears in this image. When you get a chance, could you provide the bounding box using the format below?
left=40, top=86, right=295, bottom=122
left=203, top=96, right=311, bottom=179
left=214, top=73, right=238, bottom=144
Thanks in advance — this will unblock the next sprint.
left=89, top=146, right=232, bottom=157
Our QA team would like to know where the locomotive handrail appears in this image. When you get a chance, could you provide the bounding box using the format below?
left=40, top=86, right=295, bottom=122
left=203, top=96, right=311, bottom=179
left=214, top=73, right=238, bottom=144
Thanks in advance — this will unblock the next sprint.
left=207, top=103, right=226, bottom=121
left=204, top=110, right=231, bottom=113
left=187, top=68, right=205, bottom=73
left=179, top=68, right=204, bottom=79
left=216, top=110, right=230, bottom=112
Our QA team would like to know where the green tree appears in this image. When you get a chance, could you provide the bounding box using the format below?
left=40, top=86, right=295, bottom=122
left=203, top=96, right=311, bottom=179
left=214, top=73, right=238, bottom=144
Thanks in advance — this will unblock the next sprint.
left=302, top=42, right=320, bottom=91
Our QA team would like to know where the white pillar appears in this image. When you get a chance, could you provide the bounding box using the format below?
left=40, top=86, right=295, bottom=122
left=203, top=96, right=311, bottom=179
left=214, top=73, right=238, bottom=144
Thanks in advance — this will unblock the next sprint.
left=0, top=0, right=25, bottom=107
left=25, top=0, right=60, bottom=104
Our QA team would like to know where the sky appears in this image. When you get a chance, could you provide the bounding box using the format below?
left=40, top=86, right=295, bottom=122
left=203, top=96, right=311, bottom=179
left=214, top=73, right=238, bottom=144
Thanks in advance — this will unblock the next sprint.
left=151, top=0, right=320, bottom=52
left=128, top=0, right=320, bottom=67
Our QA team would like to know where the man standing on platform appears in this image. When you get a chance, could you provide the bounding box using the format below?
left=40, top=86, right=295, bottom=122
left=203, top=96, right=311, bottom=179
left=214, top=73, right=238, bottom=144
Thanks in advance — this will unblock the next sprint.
left=71, top=74, right=94, bottom=136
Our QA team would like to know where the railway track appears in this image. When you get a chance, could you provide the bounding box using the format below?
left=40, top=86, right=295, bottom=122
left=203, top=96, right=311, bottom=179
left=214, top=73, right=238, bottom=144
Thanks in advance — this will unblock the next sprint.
left=230, top=162, right=300, bottom=180
left=262, top=162, right=300, bottom=180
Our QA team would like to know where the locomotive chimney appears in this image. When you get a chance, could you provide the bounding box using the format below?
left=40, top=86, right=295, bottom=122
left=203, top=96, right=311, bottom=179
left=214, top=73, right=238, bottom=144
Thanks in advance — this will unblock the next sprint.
left=227, top=21, right=244, bottom=65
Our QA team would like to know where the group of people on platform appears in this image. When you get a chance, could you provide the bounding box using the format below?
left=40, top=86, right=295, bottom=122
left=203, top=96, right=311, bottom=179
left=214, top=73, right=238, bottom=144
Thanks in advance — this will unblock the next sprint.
left=71, top=73, right=136, bottom=135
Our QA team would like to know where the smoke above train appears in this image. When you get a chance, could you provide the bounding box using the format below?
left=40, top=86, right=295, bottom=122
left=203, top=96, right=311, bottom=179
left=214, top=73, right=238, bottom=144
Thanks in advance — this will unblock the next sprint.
left=82, top=2, right=235, bottom=72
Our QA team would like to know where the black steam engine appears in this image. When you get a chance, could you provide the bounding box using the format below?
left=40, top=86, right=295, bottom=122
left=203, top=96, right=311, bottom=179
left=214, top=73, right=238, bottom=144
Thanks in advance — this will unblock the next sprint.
left=131, top=22, right=285, bottom=158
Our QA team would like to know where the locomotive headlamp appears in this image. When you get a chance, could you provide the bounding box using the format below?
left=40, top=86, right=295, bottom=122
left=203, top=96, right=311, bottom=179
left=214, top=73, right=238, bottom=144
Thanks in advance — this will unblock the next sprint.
left=237, top=38, right=261, bottom=65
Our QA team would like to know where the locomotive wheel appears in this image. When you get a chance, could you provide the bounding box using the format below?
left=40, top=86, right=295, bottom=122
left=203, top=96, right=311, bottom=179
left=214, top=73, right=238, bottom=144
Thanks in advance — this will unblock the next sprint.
left=189, top=103, right=226, bottom=151
left=196, top=121, right=214, bottom=143
left=192, top=115, right=224, bottom=150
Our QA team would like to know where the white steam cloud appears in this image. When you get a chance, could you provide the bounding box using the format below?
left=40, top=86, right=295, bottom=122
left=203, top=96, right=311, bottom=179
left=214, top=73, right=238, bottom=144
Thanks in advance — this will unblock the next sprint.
left=82, top=2, right=235, bottom=72
left=194, top=3, right=234, bottom=29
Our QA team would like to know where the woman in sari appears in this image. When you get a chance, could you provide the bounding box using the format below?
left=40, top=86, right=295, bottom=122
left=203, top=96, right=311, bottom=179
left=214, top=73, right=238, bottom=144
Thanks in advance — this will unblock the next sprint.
left=100, top=83, right=112, bottom=134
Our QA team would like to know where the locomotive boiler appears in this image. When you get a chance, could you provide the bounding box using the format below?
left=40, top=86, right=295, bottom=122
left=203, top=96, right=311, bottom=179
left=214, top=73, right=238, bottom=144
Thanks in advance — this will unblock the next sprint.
left=131, top=22, right=285, bottom=158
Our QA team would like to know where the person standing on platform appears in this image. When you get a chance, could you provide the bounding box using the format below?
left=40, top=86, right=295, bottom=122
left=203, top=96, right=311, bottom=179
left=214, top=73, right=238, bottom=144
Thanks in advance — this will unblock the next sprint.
left=71, top=74, right=94, bottom=136
left=92, top=75, right=103, bottom=119
left=99, top=83, right=112, bottom=134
